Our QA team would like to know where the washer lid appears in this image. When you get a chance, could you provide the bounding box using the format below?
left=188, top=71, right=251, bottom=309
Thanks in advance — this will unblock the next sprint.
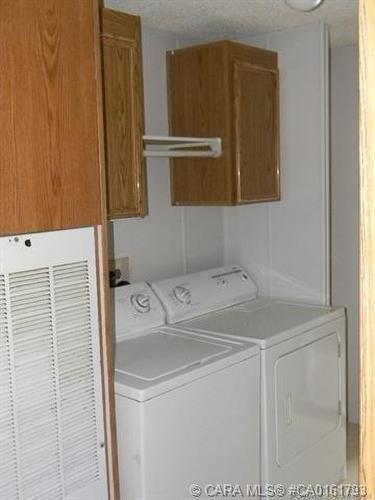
left=115, top=328, right=259, bottom=401
left=179, top=299, right=345, bottom=349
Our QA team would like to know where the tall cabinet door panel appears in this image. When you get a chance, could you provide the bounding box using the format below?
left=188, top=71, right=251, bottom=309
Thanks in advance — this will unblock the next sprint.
left=101, top=9, right=147, bottom=219
left=234, top=61, right=280, bottom=203
left=0, top=0, right=103, bottom=235
left=167, top=44, right=234, bottom=205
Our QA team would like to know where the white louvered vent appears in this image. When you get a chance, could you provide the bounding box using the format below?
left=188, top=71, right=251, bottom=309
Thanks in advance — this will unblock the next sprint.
left=53, top=262, right=100, bottom=496
left=0, top=228, right=108, bottom=500
left=9, top=267, right=63, bottom=500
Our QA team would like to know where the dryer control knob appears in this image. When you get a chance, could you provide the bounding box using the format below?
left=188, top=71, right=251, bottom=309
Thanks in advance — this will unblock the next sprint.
left=131, top=293, right=151, bottom=314
left=173, top=286, right=192, bottom=305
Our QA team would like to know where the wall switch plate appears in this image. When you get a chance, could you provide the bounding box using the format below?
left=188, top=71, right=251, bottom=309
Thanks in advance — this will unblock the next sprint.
left=109, top=257, right=130, bottom=284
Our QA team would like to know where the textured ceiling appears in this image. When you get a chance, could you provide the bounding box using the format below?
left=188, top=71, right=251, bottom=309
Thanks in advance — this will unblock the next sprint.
left=105, top=0, right=357, bottom=47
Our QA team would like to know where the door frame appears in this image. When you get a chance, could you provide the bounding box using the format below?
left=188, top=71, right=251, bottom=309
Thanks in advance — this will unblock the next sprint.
left=359, top=0, right=375, bottom=494
left=93, top=1, right=120, bottom=499
left=93, top=0, right=373, bottom=497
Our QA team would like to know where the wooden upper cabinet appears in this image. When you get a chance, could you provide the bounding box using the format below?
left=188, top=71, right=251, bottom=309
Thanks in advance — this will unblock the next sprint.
left=167, top=41, right=280, bottom=205
left=0, top=0, right=104, bottom=236
left=101, top=9, right=148, bottom=219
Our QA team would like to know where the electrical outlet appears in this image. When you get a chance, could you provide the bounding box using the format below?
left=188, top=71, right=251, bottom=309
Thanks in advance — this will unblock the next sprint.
left=109, top=256, right=130, bottom=283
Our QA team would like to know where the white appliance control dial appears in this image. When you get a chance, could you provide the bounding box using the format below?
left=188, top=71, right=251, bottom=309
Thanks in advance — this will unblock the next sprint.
left=131, top=293, right=151, bottom=314
left=173, top=285, right=192, bottom=305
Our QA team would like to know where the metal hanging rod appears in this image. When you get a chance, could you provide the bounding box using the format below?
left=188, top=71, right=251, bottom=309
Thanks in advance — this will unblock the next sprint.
left=143, top=135, right=222, bottom=158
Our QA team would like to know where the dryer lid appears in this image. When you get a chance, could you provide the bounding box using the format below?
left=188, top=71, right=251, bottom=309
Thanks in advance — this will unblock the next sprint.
left=179, top=299, right=345, bottom=349
left=152, top=265, right=257, bottom=323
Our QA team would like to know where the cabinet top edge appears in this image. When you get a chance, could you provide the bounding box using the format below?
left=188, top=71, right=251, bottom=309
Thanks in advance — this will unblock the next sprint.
left=101, top=7, right=141, bottom=21
left=167, top=39, right=278, bottom=59
left=101, top=7, right=141, bottom=39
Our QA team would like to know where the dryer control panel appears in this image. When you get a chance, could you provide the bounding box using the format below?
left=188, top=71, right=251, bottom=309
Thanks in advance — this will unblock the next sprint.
left=114, top=283, right=166, bottom=339
left=152, top=265, right=258, bottom=323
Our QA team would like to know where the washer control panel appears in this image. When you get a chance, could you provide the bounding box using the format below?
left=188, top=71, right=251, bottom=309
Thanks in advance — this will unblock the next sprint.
left=152, top=265, right=258, bottom=323
left=114, top=283, right=165, bottom=338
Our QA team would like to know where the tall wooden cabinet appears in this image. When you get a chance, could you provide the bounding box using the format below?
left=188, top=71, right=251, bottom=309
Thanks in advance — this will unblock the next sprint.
left=167, top=41, right=280, bottom=205
left=0, top=0, right=104, bottom=235
left=101, top=9, right=148, bottom=219
left=0, top=1, right=119, bottom=499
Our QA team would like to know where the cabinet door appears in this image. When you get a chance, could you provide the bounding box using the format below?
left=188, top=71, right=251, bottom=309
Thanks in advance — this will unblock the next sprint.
left=101, top=10, right=147, bottom=219
left=234, top=61, right=280, bottom=203
left=168, top=44, right=235, bottom=205
left=0, top=0, right=103, bottom=235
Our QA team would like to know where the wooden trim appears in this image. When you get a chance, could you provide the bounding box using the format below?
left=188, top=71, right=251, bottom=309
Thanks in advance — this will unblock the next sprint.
left=172, top=200, right=236, bottom=207
left=359, top=0, right=375, bottom=494
left=101, top=7, right=140, bottom=41
left=108, top=212, right=147, bottom=220
left=233, top=60, right=279, bottom=76
left=92, top=1, right=120, bottom=499
left=94, top=226, right=119, bottom=500
left=167, top=39, right=278, bottom=61
left=166, top=51, right=175, bottom=206
left=101, top=33, right=137, bottom=48
left=225, top=41, right=238, bottom=205
left=236, top=196, right=281, bottom=205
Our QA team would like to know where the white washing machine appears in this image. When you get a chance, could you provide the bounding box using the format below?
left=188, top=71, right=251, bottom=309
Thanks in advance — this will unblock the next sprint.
left=113, top=282, right=260, bottom=500
left=152, top=266, right=347, bottom=490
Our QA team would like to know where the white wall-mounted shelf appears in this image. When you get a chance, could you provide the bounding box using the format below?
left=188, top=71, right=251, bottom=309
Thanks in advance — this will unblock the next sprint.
left=143, top=135, right=222, bottom=158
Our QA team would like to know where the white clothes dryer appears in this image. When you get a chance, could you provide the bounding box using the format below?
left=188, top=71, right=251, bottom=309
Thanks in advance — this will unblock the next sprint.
left=152, top=266, right=347, bottom=490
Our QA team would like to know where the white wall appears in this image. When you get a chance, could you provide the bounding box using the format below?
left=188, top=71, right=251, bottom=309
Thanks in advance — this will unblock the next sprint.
left=224, top=23, right=330, bottom=305
left=331, top=45, right=359, bottom=424
left=107, top=11, right=358, bottom=429
left=111, top=21, right=331, bottom=311
left=111, top=27, right=224, bottom=283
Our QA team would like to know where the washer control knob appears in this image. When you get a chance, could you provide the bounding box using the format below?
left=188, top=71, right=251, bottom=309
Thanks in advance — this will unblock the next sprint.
left=173, top=286, right=192, bottom=305
left=131, top=293, right=151, bottom=314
